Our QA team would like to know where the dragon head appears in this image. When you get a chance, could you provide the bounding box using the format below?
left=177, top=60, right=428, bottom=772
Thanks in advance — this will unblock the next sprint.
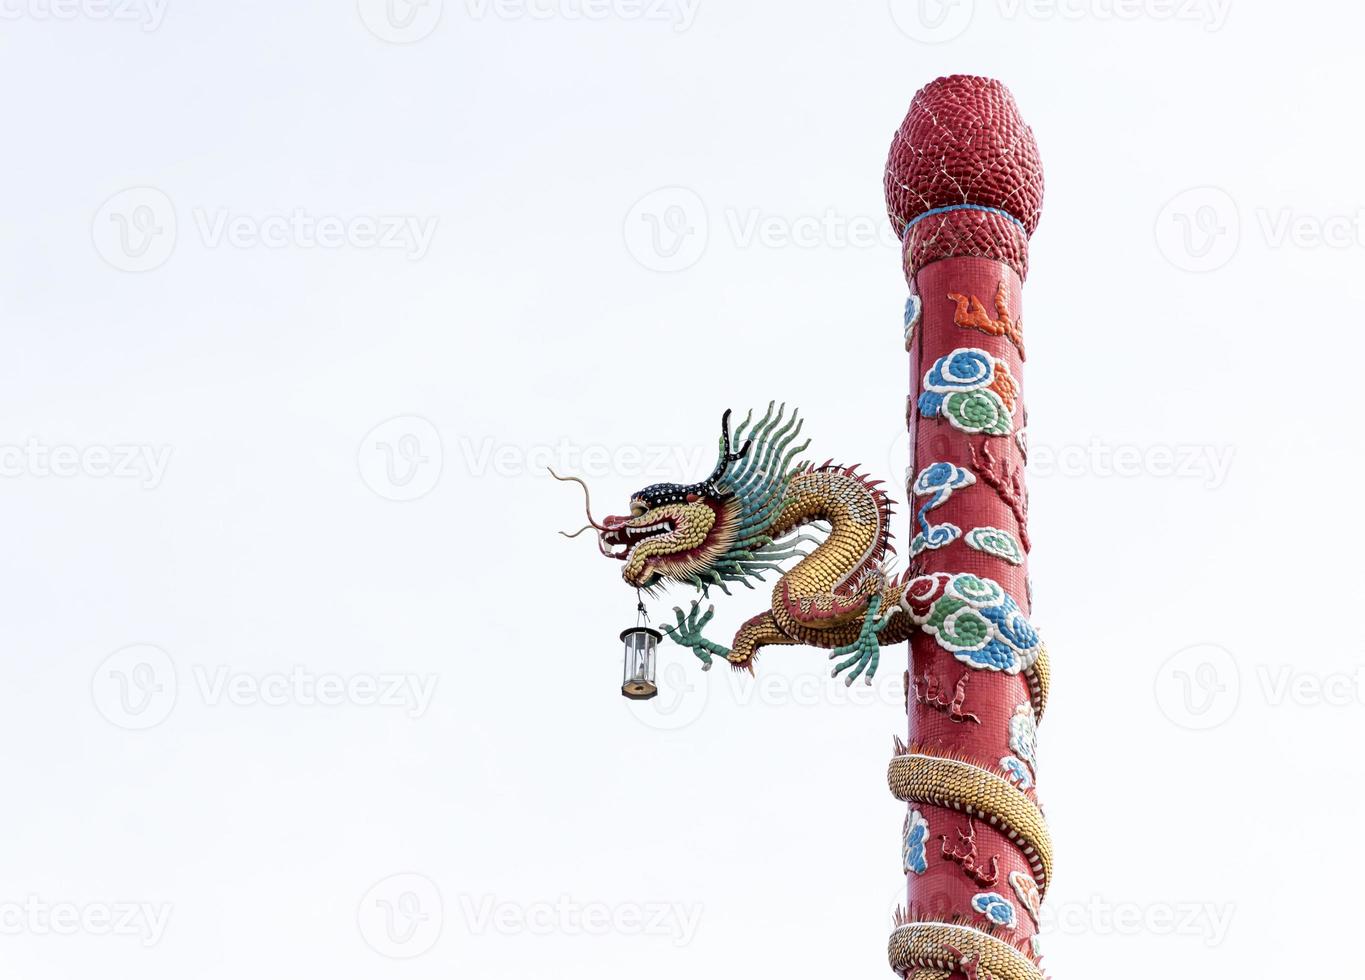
left=599, top=410, right=751, bottom=589
left=554, top=404, right=813, bottom=594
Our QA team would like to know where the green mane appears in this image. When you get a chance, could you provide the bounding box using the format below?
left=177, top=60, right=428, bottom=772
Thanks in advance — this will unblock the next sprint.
left=686, top=402, right=820, bottom=595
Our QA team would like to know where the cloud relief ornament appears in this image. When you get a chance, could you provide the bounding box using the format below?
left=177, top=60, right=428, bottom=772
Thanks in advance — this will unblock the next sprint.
left=917, top=347, right=1018, bottom=436
left=900, top=572, right=1042, bottom=674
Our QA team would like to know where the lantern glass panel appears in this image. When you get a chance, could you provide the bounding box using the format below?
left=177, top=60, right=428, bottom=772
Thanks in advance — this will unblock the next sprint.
left=619, top=626, right=661, bottom=700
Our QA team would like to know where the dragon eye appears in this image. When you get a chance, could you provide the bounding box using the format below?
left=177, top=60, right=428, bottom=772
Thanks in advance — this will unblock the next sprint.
left=631, top=502, right=647, bottom=518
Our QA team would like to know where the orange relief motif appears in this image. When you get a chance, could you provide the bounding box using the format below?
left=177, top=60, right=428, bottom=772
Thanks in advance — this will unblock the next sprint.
left=948, top=278, right=1025, bottom=359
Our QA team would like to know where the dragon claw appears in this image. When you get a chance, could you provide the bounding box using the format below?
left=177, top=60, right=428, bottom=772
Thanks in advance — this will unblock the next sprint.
left=662, top=599, right=731, bottom=669
left=828, top=594, right=884, bottom=686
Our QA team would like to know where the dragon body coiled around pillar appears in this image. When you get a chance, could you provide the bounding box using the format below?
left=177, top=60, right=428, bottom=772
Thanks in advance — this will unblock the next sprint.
left=559, top=72, right=1054, bottom=980
left=558, top=397, right=1053, bottom=980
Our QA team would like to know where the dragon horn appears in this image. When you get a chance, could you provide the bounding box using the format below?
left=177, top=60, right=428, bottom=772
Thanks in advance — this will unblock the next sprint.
left=706, top=408, right=753, bottom=485
left=548, top=468, right=609, bottom=534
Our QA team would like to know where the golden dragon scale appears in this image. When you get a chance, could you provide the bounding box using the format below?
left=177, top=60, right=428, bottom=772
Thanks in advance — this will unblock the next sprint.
left=885, top=76, right=1050, bottom=979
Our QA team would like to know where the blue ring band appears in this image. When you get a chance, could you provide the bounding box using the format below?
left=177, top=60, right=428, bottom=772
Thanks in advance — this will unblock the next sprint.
left=902, top=203, right=1027, bottom=237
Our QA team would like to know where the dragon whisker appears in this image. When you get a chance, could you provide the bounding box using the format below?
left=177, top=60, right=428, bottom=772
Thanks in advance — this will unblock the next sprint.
left=548, top=467, right=610, bottom=534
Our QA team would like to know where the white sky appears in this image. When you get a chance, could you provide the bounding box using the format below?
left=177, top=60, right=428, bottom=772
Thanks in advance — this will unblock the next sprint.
left=2, top=1, right=1360, bottom=977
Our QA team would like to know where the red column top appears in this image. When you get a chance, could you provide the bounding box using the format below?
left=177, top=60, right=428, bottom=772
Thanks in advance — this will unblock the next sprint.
left=885, top=75, right=1045, bottom=282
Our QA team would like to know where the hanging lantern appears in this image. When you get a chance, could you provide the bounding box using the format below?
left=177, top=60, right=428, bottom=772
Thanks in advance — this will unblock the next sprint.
left=620, top=601, right=660, bottom=700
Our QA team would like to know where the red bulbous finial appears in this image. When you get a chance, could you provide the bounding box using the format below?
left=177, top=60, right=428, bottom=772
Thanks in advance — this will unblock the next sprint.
left=885, top=75, right=1044, bottom=239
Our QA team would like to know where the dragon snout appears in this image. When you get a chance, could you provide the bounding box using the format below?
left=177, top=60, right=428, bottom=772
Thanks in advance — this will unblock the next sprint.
left=599, top=515, right=677, bottom=561
left=598, top=515, right=630, bottom=561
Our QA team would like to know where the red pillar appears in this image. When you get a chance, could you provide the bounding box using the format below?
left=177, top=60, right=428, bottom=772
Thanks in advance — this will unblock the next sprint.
left=885, top=76, right=1050, bottom=978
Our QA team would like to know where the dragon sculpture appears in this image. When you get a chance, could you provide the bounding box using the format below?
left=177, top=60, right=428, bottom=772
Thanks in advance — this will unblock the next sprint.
left=566, top=403, right=910, bottom=682
left=557, top=398, right=1052, bottom=979
left=561, top=75, right=1056, bottom=980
